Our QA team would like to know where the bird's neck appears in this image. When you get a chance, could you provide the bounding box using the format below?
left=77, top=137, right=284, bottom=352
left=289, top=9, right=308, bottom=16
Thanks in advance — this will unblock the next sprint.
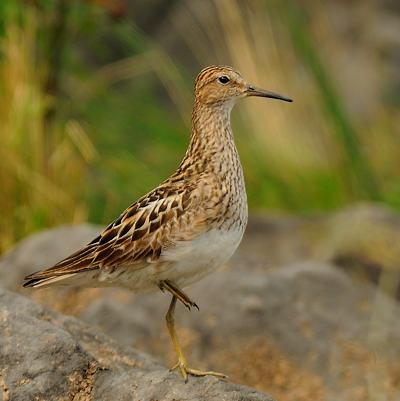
left=179, top=100, right=239, bottom=174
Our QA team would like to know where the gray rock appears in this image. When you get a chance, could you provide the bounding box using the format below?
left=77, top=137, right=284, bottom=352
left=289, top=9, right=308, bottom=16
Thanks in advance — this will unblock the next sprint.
left=0, top=224, right=102, bottom=291
left=83, top=262, right=400, bottom=370
left=77, top=264, right=400, bottom=401
left=2, top=206, right=400, bottom=400
left=0, top=287, right=274, bottom=401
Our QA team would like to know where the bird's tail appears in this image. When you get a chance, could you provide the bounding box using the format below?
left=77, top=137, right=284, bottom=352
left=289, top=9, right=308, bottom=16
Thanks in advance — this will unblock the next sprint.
left=23, top=273, right=78, bottom=288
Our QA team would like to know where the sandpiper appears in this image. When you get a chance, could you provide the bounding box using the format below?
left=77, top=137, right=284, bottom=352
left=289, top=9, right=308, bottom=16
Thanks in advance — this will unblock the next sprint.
left=24, top=65, right=292, bottom=381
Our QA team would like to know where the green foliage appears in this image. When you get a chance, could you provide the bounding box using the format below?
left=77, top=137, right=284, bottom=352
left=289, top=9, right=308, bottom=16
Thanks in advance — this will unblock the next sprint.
left=0, top=0, right=399, bottom=252
left=284, top=2, right=380, bottom=200
left=0, top=5, right=94, bottom=251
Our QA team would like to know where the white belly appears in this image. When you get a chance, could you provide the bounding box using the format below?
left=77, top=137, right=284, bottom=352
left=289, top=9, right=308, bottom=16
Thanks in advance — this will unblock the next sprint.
left=94, top=227, right=244, bottom=292
left=159, top=227, right=245, bottom=287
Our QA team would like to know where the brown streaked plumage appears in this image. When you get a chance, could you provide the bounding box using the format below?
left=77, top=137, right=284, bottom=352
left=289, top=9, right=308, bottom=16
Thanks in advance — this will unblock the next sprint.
left=24, top=65, right=292, bottom=381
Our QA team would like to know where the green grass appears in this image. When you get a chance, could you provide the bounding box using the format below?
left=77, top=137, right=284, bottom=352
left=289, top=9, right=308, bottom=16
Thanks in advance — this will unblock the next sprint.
left=0, top=0, right=399, bottom=252
left=0, top=6, right=93, bottom=251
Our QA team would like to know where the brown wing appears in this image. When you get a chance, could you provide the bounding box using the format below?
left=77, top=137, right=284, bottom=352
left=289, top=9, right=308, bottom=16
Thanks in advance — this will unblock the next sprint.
left=23, top=180, right=209, bottom=287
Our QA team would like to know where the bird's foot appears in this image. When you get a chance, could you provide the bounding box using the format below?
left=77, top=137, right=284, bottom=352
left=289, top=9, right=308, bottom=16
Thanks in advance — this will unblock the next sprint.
left=170, top=358, right=227, bottom=382
left=159, top=280, right=199, bottom=311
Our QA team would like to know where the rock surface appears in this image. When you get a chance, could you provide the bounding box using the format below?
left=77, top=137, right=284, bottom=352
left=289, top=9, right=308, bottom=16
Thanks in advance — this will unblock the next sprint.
left=0, top=224, right=101, bottom=291
left=0, top=287, right=274, bottom=401
left=81, top=263, right=400, bottom=401
left=1, top=204, right=400, bottom=401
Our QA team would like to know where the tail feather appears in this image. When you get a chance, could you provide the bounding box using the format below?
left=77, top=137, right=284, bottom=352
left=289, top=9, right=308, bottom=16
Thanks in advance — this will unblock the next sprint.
left=23, top=215, right=129, bottom=289
left=23, top=273, right=77, bottom=288
left=23, top=260, right=99, bottom=288
left=23, top=244, right=99, bottom=289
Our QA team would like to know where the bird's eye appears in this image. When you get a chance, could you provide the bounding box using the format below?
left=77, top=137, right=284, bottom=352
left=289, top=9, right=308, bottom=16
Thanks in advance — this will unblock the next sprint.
left=218, top=76, right=230, bottom=84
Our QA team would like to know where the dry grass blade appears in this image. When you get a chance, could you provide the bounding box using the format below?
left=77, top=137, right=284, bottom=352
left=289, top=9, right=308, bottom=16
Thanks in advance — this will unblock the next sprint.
left=0, top=12, right=93, bottom=252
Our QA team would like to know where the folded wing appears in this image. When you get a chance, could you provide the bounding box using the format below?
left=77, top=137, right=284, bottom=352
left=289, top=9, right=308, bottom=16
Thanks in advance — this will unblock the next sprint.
left=23, top=181, right=207, bottom=288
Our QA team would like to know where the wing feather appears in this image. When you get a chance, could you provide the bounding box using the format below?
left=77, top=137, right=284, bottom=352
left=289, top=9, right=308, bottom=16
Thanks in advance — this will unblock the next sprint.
left=23, top=179, right=212, bottom=288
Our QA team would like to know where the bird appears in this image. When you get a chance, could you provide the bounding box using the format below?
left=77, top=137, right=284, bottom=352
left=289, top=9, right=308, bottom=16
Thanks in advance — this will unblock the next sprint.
left=24, top=65, right=292, bottom=381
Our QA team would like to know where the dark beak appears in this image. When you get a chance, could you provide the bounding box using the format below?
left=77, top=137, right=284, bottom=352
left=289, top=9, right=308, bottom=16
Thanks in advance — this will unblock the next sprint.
left=246, top=85, right=293, bottom=102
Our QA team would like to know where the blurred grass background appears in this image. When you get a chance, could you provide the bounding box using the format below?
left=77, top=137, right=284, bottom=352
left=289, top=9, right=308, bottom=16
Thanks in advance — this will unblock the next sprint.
left=0, top=0, right=399, bottom=252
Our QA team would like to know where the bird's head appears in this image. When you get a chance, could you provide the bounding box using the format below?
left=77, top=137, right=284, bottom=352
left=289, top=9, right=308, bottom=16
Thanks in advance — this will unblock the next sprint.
left=194, top=65, right=292, bottom=108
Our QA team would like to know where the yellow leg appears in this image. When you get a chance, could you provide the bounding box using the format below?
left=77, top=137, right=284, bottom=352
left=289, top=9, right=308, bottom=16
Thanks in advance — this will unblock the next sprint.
left=165, top=293, right=227, bottom=382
